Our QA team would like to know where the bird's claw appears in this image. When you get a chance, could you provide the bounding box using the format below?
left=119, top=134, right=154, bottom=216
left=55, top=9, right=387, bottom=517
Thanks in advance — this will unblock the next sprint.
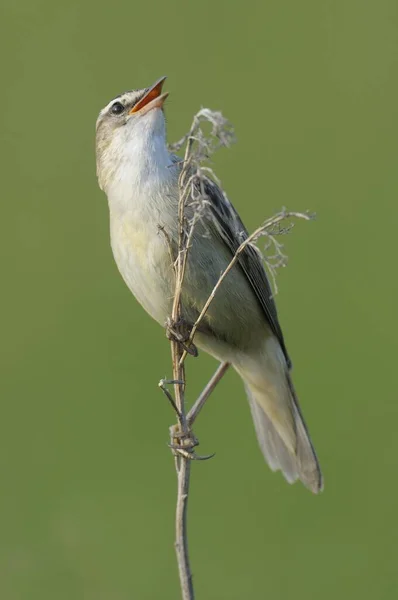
left=169, top=425, right=215, bottom=461
left=169, top=445, right=215, bottom=461
left=166, top=317, right=198, bottom=357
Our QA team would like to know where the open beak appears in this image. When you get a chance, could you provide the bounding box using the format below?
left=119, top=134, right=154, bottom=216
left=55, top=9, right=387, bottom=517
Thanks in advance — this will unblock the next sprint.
left=129, top=76, right=168, bottom=115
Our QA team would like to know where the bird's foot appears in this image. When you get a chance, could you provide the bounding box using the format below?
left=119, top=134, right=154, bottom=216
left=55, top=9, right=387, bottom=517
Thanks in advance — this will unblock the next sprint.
left=169, top=424, right=215, bottom=461
left=165, top=317, right=198, bottom=357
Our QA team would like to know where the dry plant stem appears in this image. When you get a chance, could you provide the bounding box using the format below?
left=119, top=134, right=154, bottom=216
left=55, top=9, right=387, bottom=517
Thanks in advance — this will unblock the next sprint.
left=169, top=117, right=201, bottom=600
left=187, top=362, right=231, bottom=427
left=179, top=210, right=313, bottom=366
left=174, top=450, right=193, bottom=599
left=167, top=106, right=312, bottom=600
left=169, top=253, right=194, bottom=597
left=169, top=111, right=232, bottom=599
left=170, top=337, right=194, bottom=599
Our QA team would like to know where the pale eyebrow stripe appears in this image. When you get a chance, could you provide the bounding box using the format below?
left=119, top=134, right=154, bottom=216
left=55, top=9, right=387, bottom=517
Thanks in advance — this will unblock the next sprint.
left=100, top=89, right=146, bottom=116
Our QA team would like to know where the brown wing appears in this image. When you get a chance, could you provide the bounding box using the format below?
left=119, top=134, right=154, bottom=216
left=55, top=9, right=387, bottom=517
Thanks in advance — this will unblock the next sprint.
left=202, top=177, right=292, bottom=368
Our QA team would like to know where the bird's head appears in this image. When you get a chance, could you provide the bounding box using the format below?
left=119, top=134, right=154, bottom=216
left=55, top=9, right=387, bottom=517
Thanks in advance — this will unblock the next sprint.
left=96, top=76, right=169, bottom=191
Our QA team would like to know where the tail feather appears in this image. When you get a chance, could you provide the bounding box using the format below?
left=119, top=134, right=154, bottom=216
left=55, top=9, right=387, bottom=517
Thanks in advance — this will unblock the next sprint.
left=203, top=333, right=323, bottom=493
left=244, top=378, right=323, bottom=494
left=287, top=372, right=323, bottom=493
left=247, top=387, right=299, bottom=484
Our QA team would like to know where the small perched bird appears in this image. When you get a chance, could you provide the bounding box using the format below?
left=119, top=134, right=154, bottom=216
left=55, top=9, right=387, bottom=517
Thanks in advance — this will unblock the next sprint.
left=96, top=77, right=323, bottom=493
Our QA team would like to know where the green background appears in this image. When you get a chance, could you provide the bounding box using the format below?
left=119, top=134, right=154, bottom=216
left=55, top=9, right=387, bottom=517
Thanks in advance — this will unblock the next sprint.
left=1, top=1, right=397, bottom=598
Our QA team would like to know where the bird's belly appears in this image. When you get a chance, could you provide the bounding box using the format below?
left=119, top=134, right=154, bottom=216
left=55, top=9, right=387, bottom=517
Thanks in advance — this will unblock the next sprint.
left=110, top=215, right=173, bottom=325
left=109, top=212, right=268, bottom=354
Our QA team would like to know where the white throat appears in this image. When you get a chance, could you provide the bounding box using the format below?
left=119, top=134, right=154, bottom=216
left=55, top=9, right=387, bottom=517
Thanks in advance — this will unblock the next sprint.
left=104, top=111, right=176, bottom=215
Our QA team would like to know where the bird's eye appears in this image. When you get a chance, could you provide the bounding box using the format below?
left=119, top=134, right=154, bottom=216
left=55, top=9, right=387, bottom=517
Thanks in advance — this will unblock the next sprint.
left=110, top=102, right=125, bottom=115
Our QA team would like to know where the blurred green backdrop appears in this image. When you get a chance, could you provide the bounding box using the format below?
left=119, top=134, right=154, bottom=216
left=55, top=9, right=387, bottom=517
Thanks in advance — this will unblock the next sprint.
left=1, top=1, right=398, bottom=598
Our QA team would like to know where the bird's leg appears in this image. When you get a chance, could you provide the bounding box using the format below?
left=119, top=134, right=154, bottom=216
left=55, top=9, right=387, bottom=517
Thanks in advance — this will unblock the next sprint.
left=187, top=362, right=231, bottom=427
left=166, top=317, right=198, bottom=357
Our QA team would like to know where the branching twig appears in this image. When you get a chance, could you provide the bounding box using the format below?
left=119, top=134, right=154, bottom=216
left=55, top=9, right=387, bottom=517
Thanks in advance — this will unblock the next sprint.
left=162, top=109, right=236, bottom=600
left=161, top=107, right=313, bottom=600
left=178, top=209, right=314, bottom=366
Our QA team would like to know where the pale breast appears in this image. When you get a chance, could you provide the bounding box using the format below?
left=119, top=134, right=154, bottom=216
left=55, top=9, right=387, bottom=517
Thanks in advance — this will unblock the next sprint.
left=110, top=210, right=175, bottom=326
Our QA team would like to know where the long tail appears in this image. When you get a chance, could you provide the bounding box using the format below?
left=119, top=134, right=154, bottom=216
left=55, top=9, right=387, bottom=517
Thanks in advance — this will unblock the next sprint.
left=235, top=339, right=323, bottom=494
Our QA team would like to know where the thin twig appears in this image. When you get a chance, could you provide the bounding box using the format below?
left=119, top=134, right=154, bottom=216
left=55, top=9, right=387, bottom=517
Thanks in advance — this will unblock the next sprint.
left=170, top=339, right=194, bottom=599
left=179, top=210, right=313, bottom=365
left=166, top=109, right=236, bottom=600
left=173, top=434, right=194, bottom=598
left=158, top=379, right=184, bottom=421
left=168, top=115, right=202, bottom=600
left=163, top=107, right=313, bottom=600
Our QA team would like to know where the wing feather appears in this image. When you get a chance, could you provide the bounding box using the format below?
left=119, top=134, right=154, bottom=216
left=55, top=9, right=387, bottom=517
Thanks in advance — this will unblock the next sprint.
left=201, top=177, right=291, bottom=368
